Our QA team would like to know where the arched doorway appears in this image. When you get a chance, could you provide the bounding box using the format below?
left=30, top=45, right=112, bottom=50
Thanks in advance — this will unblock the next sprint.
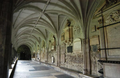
left=17, top=45, right=31, bottom=60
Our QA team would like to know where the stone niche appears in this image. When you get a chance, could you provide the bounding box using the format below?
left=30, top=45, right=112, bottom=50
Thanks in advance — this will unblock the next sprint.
left=48, top=51, right=57, bottom=65
left=73, top=38, right=82, bottom=53
left=61, top=43, right=66, bottom=64
left=62, top=19, right=73, bottom=43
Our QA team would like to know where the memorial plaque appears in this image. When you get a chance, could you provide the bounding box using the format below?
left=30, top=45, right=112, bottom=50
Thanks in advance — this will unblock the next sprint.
left=91, top=45, right=98, bottom=52
left=90, top=36, right=99, bottom=45
left=73, top=38, right=81, bottom=53
left=106, top=25, right=120, bottom=56
left=67, top=46, right=73, bottom=53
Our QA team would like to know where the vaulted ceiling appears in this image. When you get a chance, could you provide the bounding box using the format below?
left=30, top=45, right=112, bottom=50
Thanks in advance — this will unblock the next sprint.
left=12, top=0, right=105, bottom=51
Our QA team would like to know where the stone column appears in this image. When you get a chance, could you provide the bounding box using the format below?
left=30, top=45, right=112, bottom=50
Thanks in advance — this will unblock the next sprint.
left=40, top=50, right=42, bottom=62
left=57, top=45, right=61, bottom=67
left=13, top=48, right=17, bottom=58
left=61, top=43, right=66, bottom=64
left=9, top=43, right=13, bottom=69
left=82, top=39, right=87, bottom=74
left=86, top=39, right=91, bottom=75
left=83, top=39, right=91, bottom=75
left=35, top=52, right=37, bottom=61
left=46, top=47, right=49, bottom=63
left=11, top=48, right=15, bottom=63
left=0, top=0, right=13, bottom=78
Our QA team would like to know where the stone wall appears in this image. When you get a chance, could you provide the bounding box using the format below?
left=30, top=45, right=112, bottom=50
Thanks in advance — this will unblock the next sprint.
left=61, top=53, right=83, bottom=72
left=40, top=48, right=47, bottom=62
left=48, top=51, right=57, bottom=65
left=89, top=2, right=120, bottom=77
left=46, top=39, right=84, bottom=72
left=37, top=5, right=120, bottom=76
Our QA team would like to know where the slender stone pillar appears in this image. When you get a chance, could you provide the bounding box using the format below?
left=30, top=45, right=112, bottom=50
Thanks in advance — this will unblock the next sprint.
left=46, top=47, right=49, bottom=63
left=82, top=39, right=87, bottom=74
left=40, top=50, right=42, bottom=62
left=0, top=0, right=13, bottom=78
left=57, top=45, right=61, bottom=67
left=35, top=52, right=37, bottom=61
left=86, top=39, right=91, bottom=75
left=83, top=38, right=91, bottom=75
left=13, top=48, right=17, bottom=59
left=11, top=48, right=15, bottom=63
left=9, top=43, right=13, bottom=69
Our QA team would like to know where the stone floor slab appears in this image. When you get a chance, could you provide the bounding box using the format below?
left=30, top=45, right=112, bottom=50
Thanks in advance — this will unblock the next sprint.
left=13, top=60, right=74, bottom=78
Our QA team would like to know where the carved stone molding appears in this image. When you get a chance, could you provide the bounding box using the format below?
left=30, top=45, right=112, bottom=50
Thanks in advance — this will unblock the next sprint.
left=98, top=19, right=102, bottom=24
left=105, top=10, right=120, bottom=24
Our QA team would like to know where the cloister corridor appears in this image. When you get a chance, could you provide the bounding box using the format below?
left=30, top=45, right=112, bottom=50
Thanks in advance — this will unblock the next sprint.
left=1, top=0, right=120, bottom=78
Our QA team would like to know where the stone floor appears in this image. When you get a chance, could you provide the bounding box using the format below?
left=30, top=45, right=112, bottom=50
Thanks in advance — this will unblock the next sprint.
left=13, top=60, right=74, bottom=78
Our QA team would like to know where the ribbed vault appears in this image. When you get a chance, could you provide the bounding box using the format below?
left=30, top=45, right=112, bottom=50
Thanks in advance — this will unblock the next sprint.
left=12, top=0, right=105, bottom=52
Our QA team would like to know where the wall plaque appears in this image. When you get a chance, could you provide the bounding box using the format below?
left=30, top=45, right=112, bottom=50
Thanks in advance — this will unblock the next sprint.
left=90, top=36, right=99, bottom=45
left=107, top=25, right=120, bottom=56
left=73, top=38, right=81, bottom=53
